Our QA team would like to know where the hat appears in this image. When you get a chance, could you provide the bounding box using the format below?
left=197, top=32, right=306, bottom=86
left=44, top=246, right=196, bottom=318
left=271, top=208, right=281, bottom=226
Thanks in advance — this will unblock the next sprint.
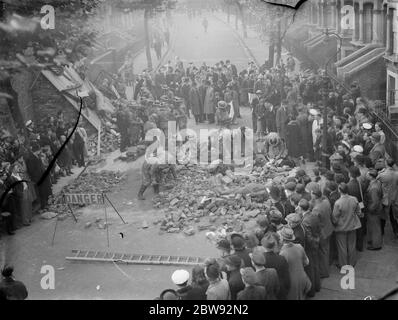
left=269, top=209, right=282, bottom=222
left=231, top=234, right=245, bottom=250
left=240, top=267, right=258, bottom=286
left=171, top=269, right=190, bottom=285
left=286, top=213, right=302, bottom=228
left=278, top=226, right=296, bottom=242
left=295, top=183, right=305, bottom=194
left=330, top=153, right=343, bottom=161
left=306, top=181, right=320, bottom=194
left=362, top=123, right=372, bottom=130
left=325, top=180, right=338, bottom=191
left=352, top=145, right=364, bottom=154
left=286, top=177, right=297, bottom=183
left=256, top=90, right=262, bottom=95
left=224, top=255, right=243, bottom=269
left=295, top=169, right=306, bottom=178
left=217, top=101, right=227, bottom=109
left=249, top=248, right=266, bottom=266
left=285, top=181, right=296, bottom=191
left=261, top=233, right=276, bottom=249
left=309, top=108, right=320, bottom=116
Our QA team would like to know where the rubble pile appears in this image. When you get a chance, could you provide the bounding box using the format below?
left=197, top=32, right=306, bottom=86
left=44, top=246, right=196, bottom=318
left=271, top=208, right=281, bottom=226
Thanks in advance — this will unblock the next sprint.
left=46, top=170, right=127, bottom=214
left=152, top=163, right=295, bottom=235
left=88, top=127, right=120, bottom=155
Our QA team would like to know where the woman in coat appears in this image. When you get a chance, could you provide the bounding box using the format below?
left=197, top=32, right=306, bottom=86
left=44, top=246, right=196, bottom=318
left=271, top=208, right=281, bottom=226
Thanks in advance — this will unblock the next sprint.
left=286, top=116, right=303, bottom=159
left=189, top=81, right=202, bottom=124
left=203, top=81, right=215, bottom=123
left=278, top=227, right=312, bottom=300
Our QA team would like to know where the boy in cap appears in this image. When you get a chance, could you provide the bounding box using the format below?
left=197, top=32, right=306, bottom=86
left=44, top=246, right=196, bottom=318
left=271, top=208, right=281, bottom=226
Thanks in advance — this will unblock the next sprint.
left=230, top=233, right=253, bottom=268
left=224, top=256, right=244, bottom=300
left=237, top=268, right=266, bottom=300
left=286, top=213, right=305, bottom=248
left=261, top=233, right=290, bottom=300
left=250, top=248, right=279, bottom=300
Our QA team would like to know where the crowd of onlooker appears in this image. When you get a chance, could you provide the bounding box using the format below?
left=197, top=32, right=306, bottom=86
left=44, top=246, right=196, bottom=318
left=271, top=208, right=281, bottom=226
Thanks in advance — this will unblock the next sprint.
left=157, top=151, right=398, bottom=300
left=0, top=111, right=88, bottom=236
left=147, top=57, right=398, bottom=301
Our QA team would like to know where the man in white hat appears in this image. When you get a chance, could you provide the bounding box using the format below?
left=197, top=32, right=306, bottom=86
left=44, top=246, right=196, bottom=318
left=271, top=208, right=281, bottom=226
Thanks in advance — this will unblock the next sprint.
left=171, top=269, right=206, bottom=300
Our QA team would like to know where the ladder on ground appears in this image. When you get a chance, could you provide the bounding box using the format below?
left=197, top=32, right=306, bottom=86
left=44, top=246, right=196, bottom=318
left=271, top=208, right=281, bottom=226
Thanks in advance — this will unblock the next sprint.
left=66, top=250, right=207, bottom=266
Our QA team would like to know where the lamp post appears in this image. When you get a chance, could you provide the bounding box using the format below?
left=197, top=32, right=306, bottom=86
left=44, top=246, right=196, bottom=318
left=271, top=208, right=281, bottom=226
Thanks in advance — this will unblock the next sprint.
left=321, top=28, right=343, bottom=168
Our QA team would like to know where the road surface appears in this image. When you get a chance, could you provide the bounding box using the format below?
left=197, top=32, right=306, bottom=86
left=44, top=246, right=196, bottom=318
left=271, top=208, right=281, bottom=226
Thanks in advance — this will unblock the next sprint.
left=2, top=11, right=397, bottom=300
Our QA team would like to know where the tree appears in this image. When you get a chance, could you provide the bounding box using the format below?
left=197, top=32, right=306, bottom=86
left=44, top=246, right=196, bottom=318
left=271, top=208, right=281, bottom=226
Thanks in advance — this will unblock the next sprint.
left=0, top=0, right=101, bottom=80
left=0, top=0, right=103, bottom=124
left=114, top=0, right=177, bottom=70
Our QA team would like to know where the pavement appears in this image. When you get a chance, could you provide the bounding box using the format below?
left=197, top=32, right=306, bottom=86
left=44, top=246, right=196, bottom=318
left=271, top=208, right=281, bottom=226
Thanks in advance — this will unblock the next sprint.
left=1, top=10, right=398, bottom=300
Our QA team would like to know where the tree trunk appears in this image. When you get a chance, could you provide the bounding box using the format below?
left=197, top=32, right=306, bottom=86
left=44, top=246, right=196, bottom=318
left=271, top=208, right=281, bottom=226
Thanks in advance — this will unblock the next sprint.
left=236, top=3, right=247, bottom=38
left=144, top=8, right=153, bottom=70
left=276, top=19, right=282, bottom=65
left=235, top=7, right=238, bottom=30
left=268, top=39, right=274, bottom=68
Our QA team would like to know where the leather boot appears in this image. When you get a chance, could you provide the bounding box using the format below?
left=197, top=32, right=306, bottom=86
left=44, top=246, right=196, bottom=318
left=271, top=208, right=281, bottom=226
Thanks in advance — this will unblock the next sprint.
left=137, top=185, right=147, bottom=200
left=153, top=184, right=160, bottom=194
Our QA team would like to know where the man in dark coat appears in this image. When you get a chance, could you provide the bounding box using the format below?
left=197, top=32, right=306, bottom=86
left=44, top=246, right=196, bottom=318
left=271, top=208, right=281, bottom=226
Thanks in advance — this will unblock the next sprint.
left=262, top=233, right=290, bottom=300
left=264, top=102, right=277, bottom=133
left=251, top=248, right=280, bottom=300
left=181, top=78, right=191, bottom=117
left=198, top=79, right=207, bottom=122
left=276, top=100, right=289, bottom=141
left=189, top=81, right=202, bottom=124
left=237, top=268, right=266, bottom=300
left=226, top=60, right=237, bottom=77
left=224, top=255, right=245, bottom=300
left=24, top=147, right=52, bottom=210
left=299, top=199, right=321, bottom=297
left=116, top=105, right=131, bottom=152
left=297, top=108, right=311, bottom=160
left=231, top=234, right=253, bottom=268
left=347, top=166, right=366, bottom=251
left=286, top=116, right=303, bottom=159
left=0, top=266, right=28, bottom=300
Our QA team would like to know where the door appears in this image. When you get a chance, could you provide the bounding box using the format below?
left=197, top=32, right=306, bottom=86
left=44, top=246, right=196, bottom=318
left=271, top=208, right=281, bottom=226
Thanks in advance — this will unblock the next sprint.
left=363, top=3, right=373, bottom=43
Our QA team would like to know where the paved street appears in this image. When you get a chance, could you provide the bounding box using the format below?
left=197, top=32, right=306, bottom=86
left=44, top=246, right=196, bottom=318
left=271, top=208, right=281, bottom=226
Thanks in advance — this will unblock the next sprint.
left=2, top=10, right=398, bottom=300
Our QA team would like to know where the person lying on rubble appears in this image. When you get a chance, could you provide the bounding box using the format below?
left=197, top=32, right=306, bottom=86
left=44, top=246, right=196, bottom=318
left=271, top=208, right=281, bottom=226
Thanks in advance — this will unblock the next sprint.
left=261, top=132, right=289, bottom=167
left=215, top=101, right=232, bottom=127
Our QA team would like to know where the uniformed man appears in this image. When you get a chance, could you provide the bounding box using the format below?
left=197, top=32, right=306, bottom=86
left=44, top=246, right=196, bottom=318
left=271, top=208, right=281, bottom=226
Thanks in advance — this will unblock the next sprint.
left=116, top=105, right=131, bottom=152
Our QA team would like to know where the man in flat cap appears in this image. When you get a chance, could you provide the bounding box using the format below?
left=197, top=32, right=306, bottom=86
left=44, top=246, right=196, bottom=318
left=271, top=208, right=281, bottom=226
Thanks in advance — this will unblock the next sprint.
left=369, top=132, right=385, bottom=164
left=262, top=233, right=290, bottom=300
left=250, top=247, right=279, bottom=300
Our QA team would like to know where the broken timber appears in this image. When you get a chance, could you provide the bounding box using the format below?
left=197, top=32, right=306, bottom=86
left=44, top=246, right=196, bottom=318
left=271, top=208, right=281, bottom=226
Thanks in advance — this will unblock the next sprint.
left=66, top=249, right=207, bottom=266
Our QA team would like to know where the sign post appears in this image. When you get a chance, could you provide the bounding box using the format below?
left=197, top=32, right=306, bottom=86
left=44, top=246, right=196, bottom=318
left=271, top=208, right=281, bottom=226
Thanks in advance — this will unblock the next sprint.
left=97, top=123, right=101, bottom=156
left=54, top=192, right=127, bottom=247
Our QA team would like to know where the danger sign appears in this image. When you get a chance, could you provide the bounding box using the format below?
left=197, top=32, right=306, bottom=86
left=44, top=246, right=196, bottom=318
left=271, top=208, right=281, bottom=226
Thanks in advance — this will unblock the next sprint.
left=63, top=193, right=104, bottom=205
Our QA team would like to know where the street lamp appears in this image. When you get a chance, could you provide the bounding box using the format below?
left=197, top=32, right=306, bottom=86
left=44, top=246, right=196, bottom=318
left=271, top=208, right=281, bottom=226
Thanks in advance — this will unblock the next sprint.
left=321, top=28, right=343, bottom=168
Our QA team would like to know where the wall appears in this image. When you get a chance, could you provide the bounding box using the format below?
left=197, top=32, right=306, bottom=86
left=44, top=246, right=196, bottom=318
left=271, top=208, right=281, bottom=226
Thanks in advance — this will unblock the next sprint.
left=346, top=56, right=386, bottom=100
left=31, top=74, right=96, bottom=136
